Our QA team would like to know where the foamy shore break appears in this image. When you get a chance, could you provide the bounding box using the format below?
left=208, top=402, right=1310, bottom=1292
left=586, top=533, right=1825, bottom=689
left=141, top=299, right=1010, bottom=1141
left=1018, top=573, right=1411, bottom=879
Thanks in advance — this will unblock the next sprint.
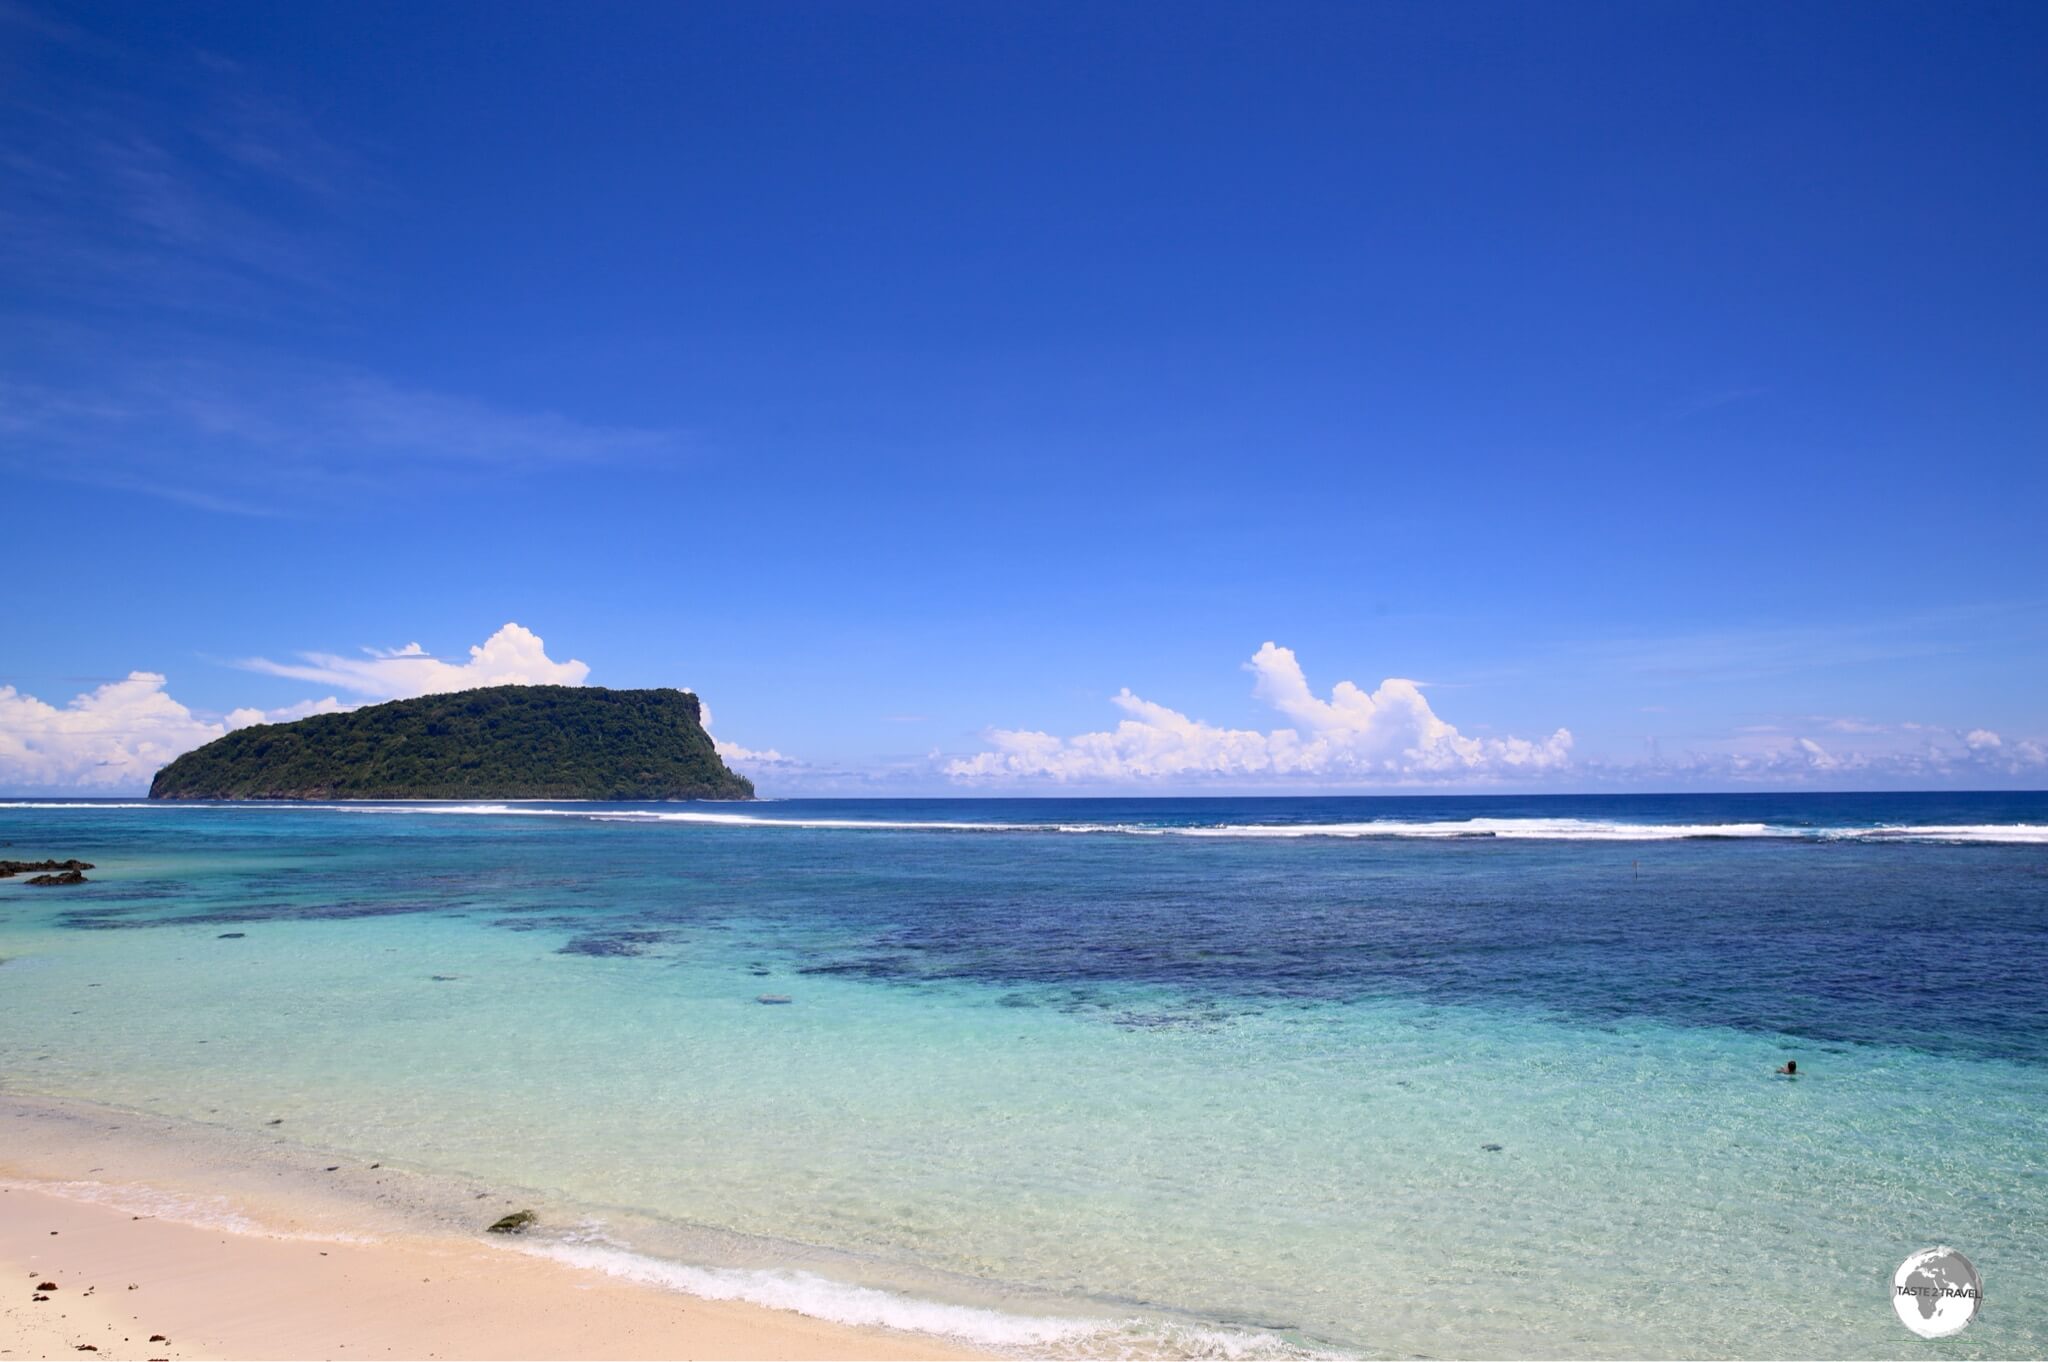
left=0, top=1093, right=981, bottom=1361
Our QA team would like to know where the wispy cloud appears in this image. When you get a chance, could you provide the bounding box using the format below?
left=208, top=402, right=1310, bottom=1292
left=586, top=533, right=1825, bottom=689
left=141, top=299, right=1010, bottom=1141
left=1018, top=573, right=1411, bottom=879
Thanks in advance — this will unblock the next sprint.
left=0, top=3, right=355, bottom=317
left=1607, top=723, right=2046, bottom=785
left=0, top=1, right=85, bottom=42
left=0, top=5, right=675, bottom=514
left=1, top=351, right=680, bottom=514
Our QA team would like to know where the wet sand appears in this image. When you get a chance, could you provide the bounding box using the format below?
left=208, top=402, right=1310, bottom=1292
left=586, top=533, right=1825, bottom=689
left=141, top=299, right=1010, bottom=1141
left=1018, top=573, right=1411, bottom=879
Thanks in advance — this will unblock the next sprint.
left=0, top=1113, right=983, bottom=1362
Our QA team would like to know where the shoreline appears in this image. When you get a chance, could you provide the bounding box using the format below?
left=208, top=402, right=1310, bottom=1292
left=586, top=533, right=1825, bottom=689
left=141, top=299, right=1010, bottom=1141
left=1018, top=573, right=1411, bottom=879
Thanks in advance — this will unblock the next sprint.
left=0, top=1092, right=986, bottom=1361
left=12, top=796, right=2042, bottom=1360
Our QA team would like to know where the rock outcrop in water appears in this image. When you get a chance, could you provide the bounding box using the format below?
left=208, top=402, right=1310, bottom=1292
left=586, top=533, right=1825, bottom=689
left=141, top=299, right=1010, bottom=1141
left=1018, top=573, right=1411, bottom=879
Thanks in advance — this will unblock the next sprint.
left=148, top=684, right=754, bottom=801
left=0, top=859, right=94, bottom=878
left=24, top=869, right=89, bottom=885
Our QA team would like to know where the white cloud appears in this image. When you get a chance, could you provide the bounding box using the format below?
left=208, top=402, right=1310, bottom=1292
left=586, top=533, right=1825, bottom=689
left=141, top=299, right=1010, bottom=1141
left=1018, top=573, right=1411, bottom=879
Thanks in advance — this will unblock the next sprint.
left=0, top=672, right=226, bottom=790
left=237, top=622, right=589, bottom=699
left=1617, top=722, right=2048, bottom=784
left=6, top=628, right=2040, bottom=795
left=713, top=736, right=795, bottom=769
left=948, top=643, right=1574, bottom=785
left=1796, top=737, right=1839, bottom=770
left=695, top=699, right=796, bottom=773
left=0, top=624, right=593, bottom=791
left=225, top=696, right=348, bottom=730
left=0, top=19, right=684, bottom=517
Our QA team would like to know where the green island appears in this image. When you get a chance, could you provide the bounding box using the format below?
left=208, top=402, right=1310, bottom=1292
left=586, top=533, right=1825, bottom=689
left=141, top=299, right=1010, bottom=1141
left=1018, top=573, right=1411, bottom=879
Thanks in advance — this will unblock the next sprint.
left=149, top=684, right=754, bottom=801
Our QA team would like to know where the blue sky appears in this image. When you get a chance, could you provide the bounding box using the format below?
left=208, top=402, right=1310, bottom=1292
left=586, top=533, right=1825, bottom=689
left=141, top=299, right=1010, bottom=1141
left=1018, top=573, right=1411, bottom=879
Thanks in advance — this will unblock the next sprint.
left=3, top=1, right=2044, bottom=794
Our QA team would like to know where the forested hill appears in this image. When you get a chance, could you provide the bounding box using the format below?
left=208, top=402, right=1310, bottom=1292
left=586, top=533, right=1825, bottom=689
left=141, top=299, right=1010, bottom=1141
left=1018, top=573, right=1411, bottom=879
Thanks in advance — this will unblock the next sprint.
left=148, top=685, right=755, bottom=801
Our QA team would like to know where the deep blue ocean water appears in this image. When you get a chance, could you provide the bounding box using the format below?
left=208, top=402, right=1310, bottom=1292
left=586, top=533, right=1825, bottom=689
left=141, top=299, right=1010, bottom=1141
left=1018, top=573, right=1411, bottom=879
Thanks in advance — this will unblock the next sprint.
left=2, top=793, right=2044, bottom=1356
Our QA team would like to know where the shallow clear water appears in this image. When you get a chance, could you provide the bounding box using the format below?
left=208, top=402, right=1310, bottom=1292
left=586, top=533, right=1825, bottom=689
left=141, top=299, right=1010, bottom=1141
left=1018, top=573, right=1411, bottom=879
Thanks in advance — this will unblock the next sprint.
left=2, top=794, right=2044, bottom=1356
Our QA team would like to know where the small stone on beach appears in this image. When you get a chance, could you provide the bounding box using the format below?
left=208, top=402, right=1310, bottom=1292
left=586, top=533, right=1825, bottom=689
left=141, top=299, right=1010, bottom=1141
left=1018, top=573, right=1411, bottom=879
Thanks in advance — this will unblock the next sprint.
left=486, top=1209, right=537, bottom=1234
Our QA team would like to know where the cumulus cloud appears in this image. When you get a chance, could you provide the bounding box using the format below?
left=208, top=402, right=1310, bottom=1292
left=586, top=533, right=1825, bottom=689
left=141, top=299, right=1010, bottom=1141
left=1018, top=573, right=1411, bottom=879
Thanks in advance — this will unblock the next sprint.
left=0, top=623, right=599, bottom=792
left=948, top=643, right=1574, bottom=785
left=695, top=699, right=797, bottom=774
left=237, top=622, right=589, bottom=699
left=0, top=672, right=227, bottom=790
left=712, top=736, right=796, bottom=769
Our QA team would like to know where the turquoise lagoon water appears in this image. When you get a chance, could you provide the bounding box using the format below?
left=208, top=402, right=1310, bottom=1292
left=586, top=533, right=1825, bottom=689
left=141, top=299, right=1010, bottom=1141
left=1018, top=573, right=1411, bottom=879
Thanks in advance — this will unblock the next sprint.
left=1, top=794, right=2044, bottom=1357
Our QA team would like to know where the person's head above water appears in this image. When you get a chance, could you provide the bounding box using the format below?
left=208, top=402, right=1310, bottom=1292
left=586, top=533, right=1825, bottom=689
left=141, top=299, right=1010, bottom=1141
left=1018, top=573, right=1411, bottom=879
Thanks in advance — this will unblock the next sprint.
left=1779, top=1059, right=1797, bottom=1074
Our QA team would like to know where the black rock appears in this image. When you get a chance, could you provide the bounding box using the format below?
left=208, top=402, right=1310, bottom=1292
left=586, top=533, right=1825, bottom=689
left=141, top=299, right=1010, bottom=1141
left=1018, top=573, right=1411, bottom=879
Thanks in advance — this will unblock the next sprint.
left=218, top=932, right=247, bottom=939
left=486, top=1209, right=537, bottom=1234
left=1481, top=1143, right=1504, bottom=1152
left=1, top=859, right=95, bottom=877
left=25, top=869, right=88, bottom=886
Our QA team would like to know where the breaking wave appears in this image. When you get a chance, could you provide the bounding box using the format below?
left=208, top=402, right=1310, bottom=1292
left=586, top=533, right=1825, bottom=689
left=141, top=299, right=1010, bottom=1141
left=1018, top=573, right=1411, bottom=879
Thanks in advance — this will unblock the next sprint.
left=7, top=800, right=2045, bottom=843
left=522, top=1236, right=1325, bottom=1358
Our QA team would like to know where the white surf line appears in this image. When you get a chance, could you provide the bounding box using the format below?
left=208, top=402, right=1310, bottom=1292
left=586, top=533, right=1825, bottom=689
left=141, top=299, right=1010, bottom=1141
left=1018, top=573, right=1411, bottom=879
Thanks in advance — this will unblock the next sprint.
left=9, top=801, right=2044, bottom=843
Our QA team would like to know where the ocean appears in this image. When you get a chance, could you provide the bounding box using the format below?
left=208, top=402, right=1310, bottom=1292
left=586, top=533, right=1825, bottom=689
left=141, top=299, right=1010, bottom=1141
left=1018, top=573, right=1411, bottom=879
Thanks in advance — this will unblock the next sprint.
left=2, top=792, right=2044, bottom=1357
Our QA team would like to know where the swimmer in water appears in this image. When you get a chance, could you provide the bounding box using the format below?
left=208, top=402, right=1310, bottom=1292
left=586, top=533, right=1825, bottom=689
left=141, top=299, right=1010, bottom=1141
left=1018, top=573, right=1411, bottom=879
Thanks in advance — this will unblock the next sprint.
left=1776, top=1059, right=1798, bottom=1076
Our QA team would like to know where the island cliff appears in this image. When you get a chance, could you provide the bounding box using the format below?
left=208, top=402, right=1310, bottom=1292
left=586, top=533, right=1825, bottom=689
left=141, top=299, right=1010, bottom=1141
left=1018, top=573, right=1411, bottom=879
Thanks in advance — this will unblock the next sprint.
left=149, top=685, right=754, bottom=801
